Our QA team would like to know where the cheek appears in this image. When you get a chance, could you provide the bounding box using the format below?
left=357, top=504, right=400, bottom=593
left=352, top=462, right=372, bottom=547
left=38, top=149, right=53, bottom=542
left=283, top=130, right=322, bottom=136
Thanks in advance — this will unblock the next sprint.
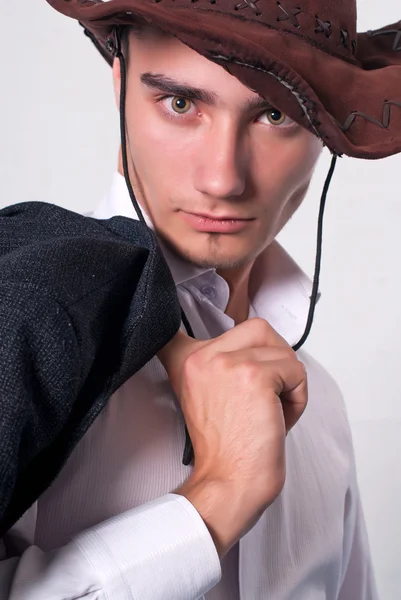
left=255, top=132, right=322, bottom=202
left=126, top=106, right=194, bottom=193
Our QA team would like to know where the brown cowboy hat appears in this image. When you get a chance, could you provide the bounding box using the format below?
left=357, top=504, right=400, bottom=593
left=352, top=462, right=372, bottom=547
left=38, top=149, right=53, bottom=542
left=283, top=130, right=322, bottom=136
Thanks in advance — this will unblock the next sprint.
left=47, top=0, right=401, bottom=159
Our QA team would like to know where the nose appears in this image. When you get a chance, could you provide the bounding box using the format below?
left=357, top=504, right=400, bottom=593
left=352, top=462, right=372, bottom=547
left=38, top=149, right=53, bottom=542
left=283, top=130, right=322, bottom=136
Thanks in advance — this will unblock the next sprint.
left=194, top=119, right=248, bottom=200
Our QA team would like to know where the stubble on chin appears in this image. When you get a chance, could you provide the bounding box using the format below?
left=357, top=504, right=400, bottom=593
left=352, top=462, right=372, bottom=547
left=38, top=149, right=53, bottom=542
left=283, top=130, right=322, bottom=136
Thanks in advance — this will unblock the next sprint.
left=157, top=229, right=255, bottom=271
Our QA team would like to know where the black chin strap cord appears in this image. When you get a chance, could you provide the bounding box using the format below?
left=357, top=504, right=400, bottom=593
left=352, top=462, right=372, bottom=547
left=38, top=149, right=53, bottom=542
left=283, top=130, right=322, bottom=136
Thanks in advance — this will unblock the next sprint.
left=117, top=41, right=145, bottom=224
left=292, top=153, right=337, bottom=352
left=114, top=29, right=337, bottom=467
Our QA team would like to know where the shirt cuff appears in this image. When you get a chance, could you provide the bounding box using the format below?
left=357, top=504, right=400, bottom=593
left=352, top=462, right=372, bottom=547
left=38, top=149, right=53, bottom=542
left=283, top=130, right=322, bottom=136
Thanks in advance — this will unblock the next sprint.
left=73, top=493, right=222, bottom=600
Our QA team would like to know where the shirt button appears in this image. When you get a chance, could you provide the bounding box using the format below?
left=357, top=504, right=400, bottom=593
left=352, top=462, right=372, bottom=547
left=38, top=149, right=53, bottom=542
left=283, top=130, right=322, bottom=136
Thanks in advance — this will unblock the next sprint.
left=201, top=285, right=217, bottom=300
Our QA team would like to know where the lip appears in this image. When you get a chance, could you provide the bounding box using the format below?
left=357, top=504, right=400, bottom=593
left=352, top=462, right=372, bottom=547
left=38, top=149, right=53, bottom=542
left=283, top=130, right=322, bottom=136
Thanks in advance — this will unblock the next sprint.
left=180, top=211, right=254, bottom=233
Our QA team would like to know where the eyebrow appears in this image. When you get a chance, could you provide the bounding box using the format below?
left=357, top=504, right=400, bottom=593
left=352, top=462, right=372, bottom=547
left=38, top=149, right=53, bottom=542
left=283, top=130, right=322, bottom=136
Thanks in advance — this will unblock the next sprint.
left=140, top=72, right=273, bottom=112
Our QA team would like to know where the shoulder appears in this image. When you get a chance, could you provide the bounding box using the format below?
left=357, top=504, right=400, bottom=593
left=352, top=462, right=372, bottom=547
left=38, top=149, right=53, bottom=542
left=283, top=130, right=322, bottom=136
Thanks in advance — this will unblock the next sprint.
left=298, top=349, right=346, bottom=411
left=296, top=349, right=354, bottom=453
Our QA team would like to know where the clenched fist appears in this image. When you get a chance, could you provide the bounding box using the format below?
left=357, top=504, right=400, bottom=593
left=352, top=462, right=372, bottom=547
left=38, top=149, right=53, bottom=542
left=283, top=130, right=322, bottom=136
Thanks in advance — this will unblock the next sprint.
left=158, top=318, right=307, bottom=557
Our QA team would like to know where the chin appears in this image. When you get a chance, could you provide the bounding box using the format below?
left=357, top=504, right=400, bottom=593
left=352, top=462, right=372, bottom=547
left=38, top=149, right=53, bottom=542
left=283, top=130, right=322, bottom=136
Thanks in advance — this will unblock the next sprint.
left=158, top=228, right=261, bottom=269
left=177, top=246, right=256, bottom=270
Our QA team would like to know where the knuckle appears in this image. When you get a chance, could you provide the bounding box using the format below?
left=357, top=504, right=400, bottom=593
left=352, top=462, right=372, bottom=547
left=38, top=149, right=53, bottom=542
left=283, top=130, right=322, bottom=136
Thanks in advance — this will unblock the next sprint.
left=213, top=352, right=232, bottom=372
left=296, top=359, right=307, bottom=378
left=246, top=318, right=289, bottom=350
left=249, top=317, right=271, bottom=341
left=235, top=360, right=260, bottom=385
left=280, top=347, right=297, bottom=361
left=285, top=357, right=307, bottom=384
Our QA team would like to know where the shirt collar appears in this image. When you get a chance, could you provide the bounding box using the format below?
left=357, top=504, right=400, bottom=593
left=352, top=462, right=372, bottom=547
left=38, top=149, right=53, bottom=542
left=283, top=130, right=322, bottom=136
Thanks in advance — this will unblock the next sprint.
left=93, top=172, right=316, bottom=346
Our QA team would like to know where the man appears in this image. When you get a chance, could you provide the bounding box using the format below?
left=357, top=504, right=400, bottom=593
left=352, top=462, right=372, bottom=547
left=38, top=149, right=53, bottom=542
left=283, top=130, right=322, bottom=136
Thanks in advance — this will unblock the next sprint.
left=1, top=0, right=400, bottom=597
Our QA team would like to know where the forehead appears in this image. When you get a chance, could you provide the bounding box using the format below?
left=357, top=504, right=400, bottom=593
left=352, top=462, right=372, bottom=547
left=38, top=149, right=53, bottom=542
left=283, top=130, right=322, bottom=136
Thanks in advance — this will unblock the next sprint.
left=128, top=26, right=263, bottom=107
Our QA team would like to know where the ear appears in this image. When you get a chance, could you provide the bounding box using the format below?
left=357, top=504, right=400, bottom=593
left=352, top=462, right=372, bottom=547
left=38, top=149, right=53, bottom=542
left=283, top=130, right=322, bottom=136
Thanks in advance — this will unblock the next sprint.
left=112, top=56, right=121, bottom=109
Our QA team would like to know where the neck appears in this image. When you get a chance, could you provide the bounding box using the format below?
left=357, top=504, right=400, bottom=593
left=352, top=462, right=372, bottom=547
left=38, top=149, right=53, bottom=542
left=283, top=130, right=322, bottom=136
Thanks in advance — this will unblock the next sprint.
left=218, top=262, right=253, bottom=325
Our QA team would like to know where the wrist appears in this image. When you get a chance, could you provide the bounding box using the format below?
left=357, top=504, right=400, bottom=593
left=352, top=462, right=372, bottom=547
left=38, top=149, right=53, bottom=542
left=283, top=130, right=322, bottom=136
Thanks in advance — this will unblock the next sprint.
left=175, top=474, right=265, bottom=558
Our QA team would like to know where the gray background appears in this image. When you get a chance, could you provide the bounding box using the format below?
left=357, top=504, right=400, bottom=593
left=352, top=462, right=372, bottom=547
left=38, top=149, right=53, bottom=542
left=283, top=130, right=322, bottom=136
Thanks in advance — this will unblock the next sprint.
left=1, top=0, right=400, bottom=596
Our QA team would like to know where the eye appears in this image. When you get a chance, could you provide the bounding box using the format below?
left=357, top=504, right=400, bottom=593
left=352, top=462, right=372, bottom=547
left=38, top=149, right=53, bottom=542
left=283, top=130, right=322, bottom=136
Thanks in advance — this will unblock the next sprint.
left=258, top=108, right=294, bottom=127
left=170, top=96, right=193, bottom=114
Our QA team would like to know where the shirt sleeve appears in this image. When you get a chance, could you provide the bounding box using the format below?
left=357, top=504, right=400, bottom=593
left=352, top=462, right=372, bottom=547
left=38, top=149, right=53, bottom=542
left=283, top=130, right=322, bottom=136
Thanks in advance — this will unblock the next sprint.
left=0, top=493, right=221, bottom=600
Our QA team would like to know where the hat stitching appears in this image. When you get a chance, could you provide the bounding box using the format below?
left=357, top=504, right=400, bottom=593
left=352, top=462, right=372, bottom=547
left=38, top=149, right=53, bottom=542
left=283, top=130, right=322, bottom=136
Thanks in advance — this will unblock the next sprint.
left=86, top=1, right=358, bottom=62
left=207, top=51, right=401, bottom=145
left=367, top=27, right=401, bottom=52
left=199, top=9, right=358, bottom=57
left=234, top=0, right=262, bottom=17
left=340, top=29, right=349, bottom=49
left=314, top=17, right=331, bottom=39
left=207, top=51, right=330, bottom=144
left=336, top=100, right=401, bottom=133
left=276, top=3, right=302, bottom=28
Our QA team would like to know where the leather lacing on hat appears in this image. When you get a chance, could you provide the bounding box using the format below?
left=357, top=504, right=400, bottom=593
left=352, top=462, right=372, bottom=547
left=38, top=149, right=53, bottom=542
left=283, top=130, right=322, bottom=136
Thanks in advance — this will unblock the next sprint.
left=80, top=0, right=359, bottom=59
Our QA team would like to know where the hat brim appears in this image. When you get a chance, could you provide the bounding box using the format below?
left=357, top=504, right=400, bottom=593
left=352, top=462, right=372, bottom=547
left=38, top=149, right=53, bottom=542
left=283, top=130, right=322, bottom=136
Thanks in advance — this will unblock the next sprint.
left=48, top=0, right=401, bottom=159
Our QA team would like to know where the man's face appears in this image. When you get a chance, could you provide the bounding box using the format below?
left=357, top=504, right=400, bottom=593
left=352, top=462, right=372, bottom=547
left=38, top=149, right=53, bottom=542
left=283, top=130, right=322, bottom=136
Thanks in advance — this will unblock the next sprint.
left=113, top=27, right=323, bottom=270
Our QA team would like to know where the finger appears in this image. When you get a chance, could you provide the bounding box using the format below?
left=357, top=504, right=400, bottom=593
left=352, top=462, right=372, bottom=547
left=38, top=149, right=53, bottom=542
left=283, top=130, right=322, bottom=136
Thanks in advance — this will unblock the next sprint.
left=273, top=359, right=308, bottom=433
left=220, top=346, right=296, bottom=367
left=213, top=352, right=307, bottom=419
left=267, top=357, right=307, bottom=398
left=158, top=318, right=290, bottom=381
left=247, top=357, right=307, bottom=432
left=281, top=382, right=308, bottom=433
left=198, top=318, right=290, bottom=362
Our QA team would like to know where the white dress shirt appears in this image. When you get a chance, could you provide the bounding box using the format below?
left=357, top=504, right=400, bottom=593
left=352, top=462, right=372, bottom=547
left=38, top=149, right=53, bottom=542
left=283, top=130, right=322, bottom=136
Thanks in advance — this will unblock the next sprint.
left=0, top=173, right=378, bottom=600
